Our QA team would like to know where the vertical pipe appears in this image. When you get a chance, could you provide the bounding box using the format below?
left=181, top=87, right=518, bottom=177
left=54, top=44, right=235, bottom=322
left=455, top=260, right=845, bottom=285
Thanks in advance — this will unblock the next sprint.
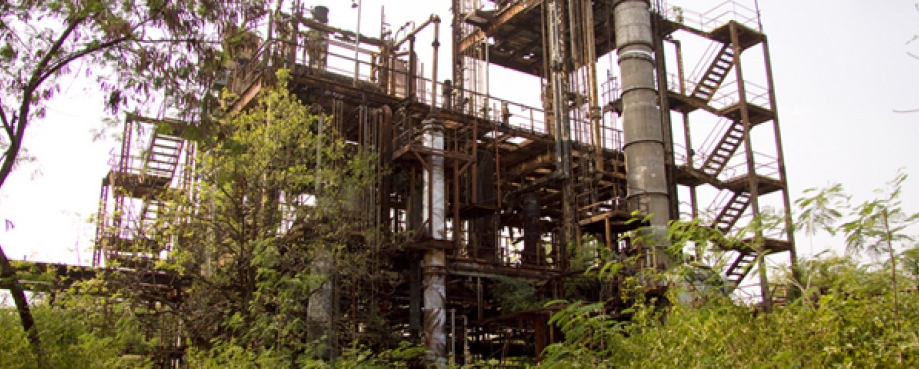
left=546, top=0, right=574, bottom=267
left=409, top=37, right=417, bottom=98
left=422, top=118, right=447, bottom=366
left=485, top=37, right=490, bottom=115
left=432, top=16, right=442, bottom=108
left=353, top=0, right=362, bottom=86
left=316, top=112, right=324, bottom=193
left=547, top=0, right=568, bottom=177
left=583, top=0, right=604, bottom=172
left=614, top=0, right=672, bottom=269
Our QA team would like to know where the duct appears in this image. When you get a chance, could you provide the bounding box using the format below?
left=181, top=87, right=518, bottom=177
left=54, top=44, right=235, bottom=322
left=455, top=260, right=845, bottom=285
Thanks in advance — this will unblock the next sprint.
left=421, top=118, right=447, bottom=366
left=614, top=0, right=672, bottom=269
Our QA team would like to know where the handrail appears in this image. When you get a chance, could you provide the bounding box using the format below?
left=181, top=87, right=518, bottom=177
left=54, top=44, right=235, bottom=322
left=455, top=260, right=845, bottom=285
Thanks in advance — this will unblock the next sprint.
left=722, top=150, right=779, bottom=180
left=690, top=42, right=722, bottom=84
left=654, top=0, right=762, bottom=33
left=697, top=117, right=734, bottom=165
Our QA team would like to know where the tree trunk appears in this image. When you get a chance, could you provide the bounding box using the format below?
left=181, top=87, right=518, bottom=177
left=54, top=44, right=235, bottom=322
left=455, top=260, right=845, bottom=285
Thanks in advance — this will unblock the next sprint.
left=0, top=244, right=46, bottom=368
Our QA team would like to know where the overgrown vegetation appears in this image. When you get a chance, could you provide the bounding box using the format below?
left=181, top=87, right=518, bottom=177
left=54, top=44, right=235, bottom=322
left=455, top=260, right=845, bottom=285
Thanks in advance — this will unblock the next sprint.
left=3, top=80, right=918, bottom=367
left=0, top=1, right=265, bottom=364
left=540, top=172, right=919, bottom=368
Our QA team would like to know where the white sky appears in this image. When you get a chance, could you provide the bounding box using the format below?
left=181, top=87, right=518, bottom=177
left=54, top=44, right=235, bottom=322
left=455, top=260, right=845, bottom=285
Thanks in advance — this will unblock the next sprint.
left=1, top=0, right=917, bottom=265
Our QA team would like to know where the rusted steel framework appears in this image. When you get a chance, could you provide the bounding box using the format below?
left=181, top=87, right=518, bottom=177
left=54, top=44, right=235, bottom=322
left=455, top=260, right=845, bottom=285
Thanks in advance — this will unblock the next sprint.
left=650, top=0, right=798, bottom=309
left=83, top=0, right=794, bottom=365
left=92, top=114, right=195, bottom=269
left=87, top=113, right=195, bottom=367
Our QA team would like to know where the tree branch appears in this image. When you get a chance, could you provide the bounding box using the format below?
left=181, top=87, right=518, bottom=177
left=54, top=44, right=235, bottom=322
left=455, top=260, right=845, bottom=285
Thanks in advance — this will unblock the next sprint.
left=37, top=36, right=131, bottom=86
left=0, top=102, right=14, bottom=139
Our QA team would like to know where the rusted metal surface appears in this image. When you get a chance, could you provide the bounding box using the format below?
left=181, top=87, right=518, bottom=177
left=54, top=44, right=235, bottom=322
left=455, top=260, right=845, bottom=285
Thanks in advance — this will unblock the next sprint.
left=80, top=0, right=798, bottom=364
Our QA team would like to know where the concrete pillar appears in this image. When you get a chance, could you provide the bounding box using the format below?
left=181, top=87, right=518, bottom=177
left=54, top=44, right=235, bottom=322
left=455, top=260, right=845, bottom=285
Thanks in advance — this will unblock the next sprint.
left=614, top=0, right=672, bottom=269
left=421, top=119, right=447, bottom=366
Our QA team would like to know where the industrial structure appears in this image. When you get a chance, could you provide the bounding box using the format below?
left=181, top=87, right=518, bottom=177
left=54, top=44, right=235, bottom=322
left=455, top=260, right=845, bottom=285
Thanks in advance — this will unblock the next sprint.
left=87, top=0, right=796, bottom=365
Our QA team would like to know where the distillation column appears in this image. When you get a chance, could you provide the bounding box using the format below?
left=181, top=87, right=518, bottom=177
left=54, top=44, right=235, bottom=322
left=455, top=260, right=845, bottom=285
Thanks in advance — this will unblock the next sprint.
left=421, top=118, right=447, bottom=366
left=614, top=0, right=672, bottom=269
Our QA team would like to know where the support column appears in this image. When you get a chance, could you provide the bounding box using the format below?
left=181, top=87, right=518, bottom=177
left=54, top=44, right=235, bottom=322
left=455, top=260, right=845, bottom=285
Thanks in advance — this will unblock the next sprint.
left=522, top=193, right=541, bottom=265
left=614, top=0, right=672, bottom=269
left=546, top=0, right=575, bottom=250
left=422, top=118, right=447, bottom=366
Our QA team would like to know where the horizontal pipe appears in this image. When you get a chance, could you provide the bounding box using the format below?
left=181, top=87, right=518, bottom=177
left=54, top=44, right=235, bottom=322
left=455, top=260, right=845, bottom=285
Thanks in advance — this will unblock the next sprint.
left=394, top=15, right=441, bottom=49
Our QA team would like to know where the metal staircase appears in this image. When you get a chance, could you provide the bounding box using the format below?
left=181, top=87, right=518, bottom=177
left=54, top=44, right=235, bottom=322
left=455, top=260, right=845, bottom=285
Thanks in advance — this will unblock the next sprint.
left=700, top=119, right=744, bottom=176
left=144, top=133, right=184, bottom=180
left=724, top=251, right=757, bottom=286
left=690, top=44, right=735, bottom=101
left=96, top=117, right=188, bottom=268
left=713, top=191, right=751, bottom=232
left=139, top=200, right=165, bottom=238
left=707, top=190, right=755, bottom=288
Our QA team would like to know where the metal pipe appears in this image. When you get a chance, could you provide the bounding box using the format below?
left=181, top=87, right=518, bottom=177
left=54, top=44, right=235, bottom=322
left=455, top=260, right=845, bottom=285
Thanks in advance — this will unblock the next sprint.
left=614, top=0, right=672, bottom=269
left=422, top=118, right=447, bottom=366
left=583, top=0, right=604, bottom=171
left=316, top=112, right=324, bottom=193
left=460, top=315, right=468, bottom=365
left=450, top=309, right=456, bottom=364
left=353, top=0, right=362, bottom=86
left=409, top=37, right=416, bottom=98
left=394, top=15, right=440, bottom=49
left=432, top=16, right=441, bottom=108
left=485, top=37, right=490, bottom=116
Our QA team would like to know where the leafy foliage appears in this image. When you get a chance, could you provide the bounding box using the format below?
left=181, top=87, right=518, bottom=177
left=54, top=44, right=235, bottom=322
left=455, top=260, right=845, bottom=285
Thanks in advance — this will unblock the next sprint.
left=135, top=70, right=379, bottom=363
left=0, top=1, right=268, bottom=364
left=0, top=295, right=149, bottom=369
left=540, top=172, right=919, bottom=367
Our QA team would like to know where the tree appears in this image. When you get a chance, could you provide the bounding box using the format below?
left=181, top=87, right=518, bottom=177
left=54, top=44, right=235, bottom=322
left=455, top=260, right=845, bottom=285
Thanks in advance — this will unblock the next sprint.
left=136, top=71, right=379, bottom=364
left=0, top=1, right=266, bottom=364
left=797, top=171, right=919, bottom=338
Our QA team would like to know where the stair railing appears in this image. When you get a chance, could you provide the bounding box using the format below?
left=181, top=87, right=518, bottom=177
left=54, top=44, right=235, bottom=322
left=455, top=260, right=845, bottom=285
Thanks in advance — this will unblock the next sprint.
left=722, top=150, right=779, bottom=180
left=689, top=42, right=721, bottom=85
left=695, top=117, right=735, bottom=169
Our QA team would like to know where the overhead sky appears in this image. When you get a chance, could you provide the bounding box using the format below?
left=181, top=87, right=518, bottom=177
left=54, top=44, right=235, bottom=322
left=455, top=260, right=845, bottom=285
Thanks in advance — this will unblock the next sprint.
left=1, top=0, right=917, bottom=265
